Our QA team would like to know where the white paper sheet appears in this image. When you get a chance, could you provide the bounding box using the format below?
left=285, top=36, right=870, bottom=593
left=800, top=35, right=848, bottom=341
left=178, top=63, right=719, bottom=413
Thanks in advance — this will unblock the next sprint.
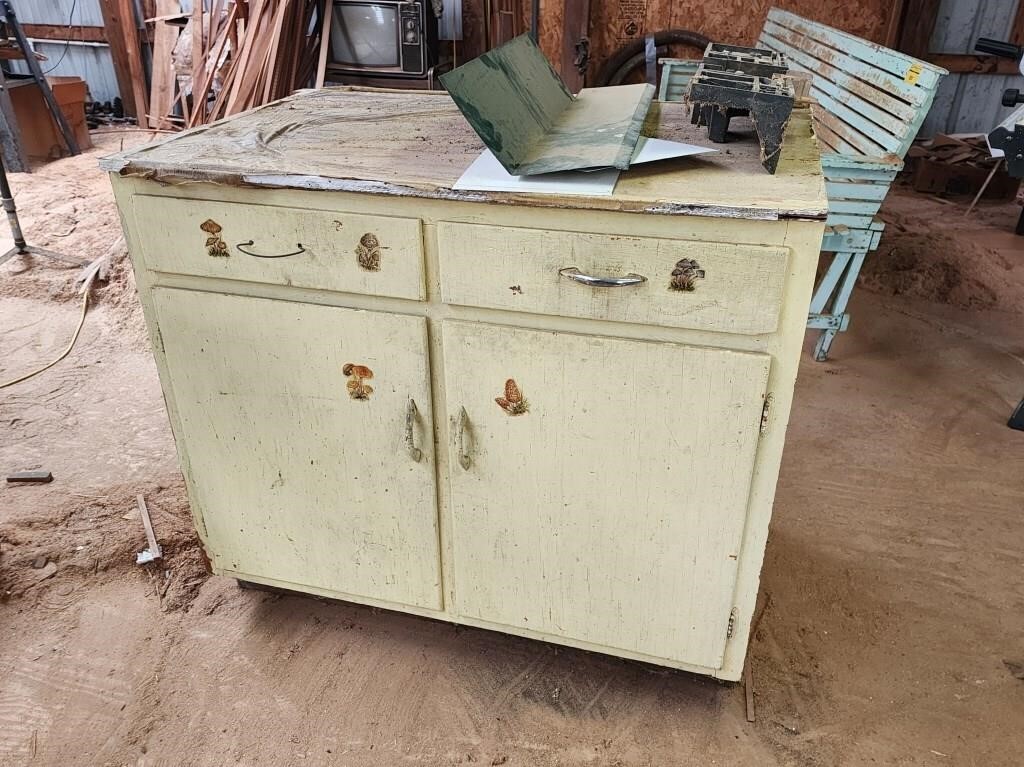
left=452, top=138, right=717, bottom=196
left=631, top=136, right=717, bottom=165
left=453, top=150, right=621, bottom=196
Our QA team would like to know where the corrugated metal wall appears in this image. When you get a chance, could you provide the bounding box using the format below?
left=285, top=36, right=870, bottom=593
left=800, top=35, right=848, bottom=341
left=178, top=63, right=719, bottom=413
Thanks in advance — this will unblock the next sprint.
left=8, top=0, right=120, bottom=103
left=923, top=0, right=1022, bottom=136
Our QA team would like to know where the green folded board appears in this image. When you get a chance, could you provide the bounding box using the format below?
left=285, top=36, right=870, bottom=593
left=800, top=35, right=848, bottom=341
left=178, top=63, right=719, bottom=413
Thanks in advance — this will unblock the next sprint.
left=440, top=35, right=655, bottom=176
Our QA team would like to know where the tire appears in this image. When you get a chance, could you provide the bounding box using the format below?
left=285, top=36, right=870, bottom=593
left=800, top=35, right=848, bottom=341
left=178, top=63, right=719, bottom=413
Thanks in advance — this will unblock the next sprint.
left=593, top=29, right=711, bottom=87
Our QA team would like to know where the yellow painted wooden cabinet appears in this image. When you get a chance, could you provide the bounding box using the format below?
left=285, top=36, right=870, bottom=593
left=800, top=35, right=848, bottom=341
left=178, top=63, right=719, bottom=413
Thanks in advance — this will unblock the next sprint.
left=107, top=89, right=826, bottom=680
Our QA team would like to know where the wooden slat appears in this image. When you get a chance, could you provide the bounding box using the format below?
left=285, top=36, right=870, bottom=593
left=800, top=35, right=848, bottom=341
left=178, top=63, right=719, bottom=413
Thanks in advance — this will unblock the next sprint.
left=822, top=165, right=899, bottom=182
left=825, top=180, right=890, bottom=202
left=826, top=212, right=882, bottom=229
left=813, top=119, right=858, bottom=156
left=761, top=30, right=917, bottom=123
left=813, top=108, right=889, bottom=158
left=807, top=87, right=901, bottom=154
left=821, top=153, right=902, bottom=171
left=761, top=22, right=930, bottom=109
left=769, top=8, right=944, bottom=87
left=828, top=199, right=885, bottom=216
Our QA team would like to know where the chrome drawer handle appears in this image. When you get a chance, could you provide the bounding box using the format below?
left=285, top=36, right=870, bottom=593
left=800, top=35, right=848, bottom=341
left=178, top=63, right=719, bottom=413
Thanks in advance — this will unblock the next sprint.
left=456, top=406, right=472, bottom=470
left=235, top=240, right=306, bottom=258
left=405, top=398, right=423, bottom=462
left=558, top=266, right=647, bottom=287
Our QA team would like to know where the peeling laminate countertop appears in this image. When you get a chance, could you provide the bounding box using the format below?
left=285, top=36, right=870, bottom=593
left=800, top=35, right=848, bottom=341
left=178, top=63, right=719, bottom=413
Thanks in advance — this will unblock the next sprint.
left=102, top=87, right=828, bottom=221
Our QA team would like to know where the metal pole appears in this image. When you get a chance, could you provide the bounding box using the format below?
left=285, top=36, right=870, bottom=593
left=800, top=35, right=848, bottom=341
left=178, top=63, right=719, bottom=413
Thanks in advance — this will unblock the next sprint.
left=0, top=146, right=27, bottom=252
left=0, top=141, right=85, bottom=267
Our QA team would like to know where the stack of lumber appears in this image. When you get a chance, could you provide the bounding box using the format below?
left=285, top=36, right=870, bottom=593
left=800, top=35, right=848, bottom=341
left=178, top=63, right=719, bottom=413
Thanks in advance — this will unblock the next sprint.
left=907, top=133, right=1019, bottom=199
left=146, top=0, right=323, bottom=130
left=907, top=133, right=997, bottom=167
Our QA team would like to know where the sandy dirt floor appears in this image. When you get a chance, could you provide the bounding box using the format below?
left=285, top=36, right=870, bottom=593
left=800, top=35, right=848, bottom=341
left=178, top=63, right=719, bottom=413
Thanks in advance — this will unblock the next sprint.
left=1, top=134, right=1023, bottom=766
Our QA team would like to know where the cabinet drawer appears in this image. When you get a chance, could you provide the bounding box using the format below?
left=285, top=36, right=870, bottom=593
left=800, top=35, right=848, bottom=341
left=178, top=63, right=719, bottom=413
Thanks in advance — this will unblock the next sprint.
left=438, top=222, right=789, bottom=334
left=132, top=195, right=425, bottom=300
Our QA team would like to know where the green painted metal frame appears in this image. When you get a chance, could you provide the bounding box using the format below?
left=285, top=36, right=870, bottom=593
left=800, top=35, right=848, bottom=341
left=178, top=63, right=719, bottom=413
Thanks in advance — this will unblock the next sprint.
left=659, top=8, right=947, bottom=360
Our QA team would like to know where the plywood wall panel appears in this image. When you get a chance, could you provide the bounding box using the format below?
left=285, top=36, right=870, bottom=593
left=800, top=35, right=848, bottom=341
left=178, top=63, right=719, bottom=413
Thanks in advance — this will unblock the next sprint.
left=587, top=0, right=892, bottom=82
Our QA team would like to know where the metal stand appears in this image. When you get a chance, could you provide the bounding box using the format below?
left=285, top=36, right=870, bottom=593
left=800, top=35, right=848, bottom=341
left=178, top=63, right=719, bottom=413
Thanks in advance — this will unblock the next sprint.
left=0, top=148, right=83, bottom=267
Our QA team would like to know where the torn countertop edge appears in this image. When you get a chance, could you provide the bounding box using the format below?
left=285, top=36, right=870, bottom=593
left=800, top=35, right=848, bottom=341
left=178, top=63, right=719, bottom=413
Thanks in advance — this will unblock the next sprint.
left=105, top=167, right=826, bottom=221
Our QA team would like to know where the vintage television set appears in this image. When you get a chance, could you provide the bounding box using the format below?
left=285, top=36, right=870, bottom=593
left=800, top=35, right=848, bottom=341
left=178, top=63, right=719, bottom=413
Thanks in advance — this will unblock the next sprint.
left=327, top=0, right=439, bottom=83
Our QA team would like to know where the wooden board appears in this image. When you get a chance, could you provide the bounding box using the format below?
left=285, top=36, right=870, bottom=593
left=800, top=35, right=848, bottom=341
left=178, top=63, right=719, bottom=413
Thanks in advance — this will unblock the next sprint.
left=442, top=319, right=771, bottom=669
left=151, top=287, right=443, bottom=610
left=148, top=0, right=180, bottom=130
left=116, top=0, right=150, bottom=128
left=102, top=89, right=828, bottom=221
left=585, top=0, right=893, bottom=85
left=440, top=34, right=654, bottom=173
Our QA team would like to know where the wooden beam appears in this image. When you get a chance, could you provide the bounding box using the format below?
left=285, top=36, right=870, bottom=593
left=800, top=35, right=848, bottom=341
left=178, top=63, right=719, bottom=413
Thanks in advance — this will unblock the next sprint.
left=21, top=24, right=108, bottom=43
left=896, top=0, right=940, bottom=59
left=116, top=0, right=149, bottom=126
left=883, top=0, right=907, bottom=50
left=559, top=0, right=589, bottom=91
left=927, top=54, right=1022, bottom=75
left=1012, top=0, right=1024, bottom=47
left=98, top=0, right=137, bottom=116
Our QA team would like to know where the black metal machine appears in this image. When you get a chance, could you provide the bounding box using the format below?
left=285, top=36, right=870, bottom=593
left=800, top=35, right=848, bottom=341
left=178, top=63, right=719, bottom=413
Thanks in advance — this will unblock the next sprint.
left=685, top=43, right=794, bottom=174
left=975, top=37, right=1024, bottom=432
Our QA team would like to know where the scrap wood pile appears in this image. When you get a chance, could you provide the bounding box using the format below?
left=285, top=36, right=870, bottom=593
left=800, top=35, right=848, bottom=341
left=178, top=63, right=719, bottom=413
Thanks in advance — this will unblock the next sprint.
left=145, top=0, right=323, bottom=131
left=906, top=133, right=1019, bottom=200
left=908, top=133, right=998, bottom=167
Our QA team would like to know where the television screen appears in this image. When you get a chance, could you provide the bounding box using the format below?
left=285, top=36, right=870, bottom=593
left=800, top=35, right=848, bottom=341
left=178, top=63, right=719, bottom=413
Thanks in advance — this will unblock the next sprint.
left=331, top=3, right=401, bottom=69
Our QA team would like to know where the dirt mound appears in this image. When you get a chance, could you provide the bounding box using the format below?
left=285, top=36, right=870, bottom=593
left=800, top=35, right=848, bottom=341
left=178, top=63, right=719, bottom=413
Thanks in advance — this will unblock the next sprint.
left=859, top=231, right=1002, bottom=309
left=0, top=479, right=208, bottom=613
left=858, top=186, right=1024, bottom=313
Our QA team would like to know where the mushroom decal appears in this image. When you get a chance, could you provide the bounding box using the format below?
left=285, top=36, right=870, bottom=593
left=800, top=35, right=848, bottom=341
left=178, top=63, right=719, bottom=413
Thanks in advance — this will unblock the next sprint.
left=200, top=219, right=229, bottom=258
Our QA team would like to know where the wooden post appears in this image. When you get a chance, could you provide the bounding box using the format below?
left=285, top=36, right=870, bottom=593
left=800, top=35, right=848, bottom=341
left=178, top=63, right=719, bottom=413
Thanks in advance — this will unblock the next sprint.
left=896, top=0, right=940, bottom=59
left=117, top=0, right=150, bottom=127
left=98, top=0, right=138, bottom=118
left=0, top=68, right=27, bottom=172
left=1011, top=1, right=1024, bottom=47
left=560, top=0, right=589, bottom=91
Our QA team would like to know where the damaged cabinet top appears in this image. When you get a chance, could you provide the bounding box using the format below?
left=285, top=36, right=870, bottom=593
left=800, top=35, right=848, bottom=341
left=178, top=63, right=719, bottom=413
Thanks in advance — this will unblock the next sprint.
left=101, top=87, right=827, bottom=221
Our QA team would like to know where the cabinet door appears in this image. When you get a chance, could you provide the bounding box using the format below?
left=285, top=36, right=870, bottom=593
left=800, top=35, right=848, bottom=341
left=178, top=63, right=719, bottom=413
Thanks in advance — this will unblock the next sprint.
left=442, top=320, right=770, bottom=669
left=152, top=288, right=442, bottom=610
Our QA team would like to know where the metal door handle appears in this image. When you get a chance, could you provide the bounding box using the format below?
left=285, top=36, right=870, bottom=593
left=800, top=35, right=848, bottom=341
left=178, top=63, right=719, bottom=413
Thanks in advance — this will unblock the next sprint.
left=456, top=406, right=472, bottom=470
left=405, top=399, right=422, bottom=462
left=235, top=240, right=306, bottom=258
left=558, top=266, right=647, bottom=287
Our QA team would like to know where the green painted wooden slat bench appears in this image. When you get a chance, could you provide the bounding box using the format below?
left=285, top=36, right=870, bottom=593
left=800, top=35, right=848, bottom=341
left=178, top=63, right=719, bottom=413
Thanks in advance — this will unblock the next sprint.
left=659, top=8, right=947, bottom=360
